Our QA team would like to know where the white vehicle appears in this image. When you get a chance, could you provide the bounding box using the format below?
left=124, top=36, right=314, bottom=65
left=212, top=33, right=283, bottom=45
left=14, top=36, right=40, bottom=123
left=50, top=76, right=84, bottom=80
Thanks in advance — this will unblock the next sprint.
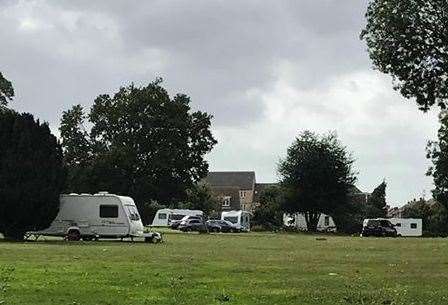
left=151, top=209, right=203, bottom=226
left=32, top=192, right=144, bottom=241
left=221, top=210, right=250, bottom=231
left=284, top=213, right=336, bottom=232
left=387, top=218, right=422, bottom=237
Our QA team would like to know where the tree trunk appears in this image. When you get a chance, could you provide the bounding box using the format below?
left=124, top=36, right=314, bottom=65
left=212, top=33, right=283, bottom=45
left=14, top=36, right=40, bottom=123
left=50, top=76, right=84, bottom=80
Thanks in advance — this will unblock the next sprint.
left=305, top=212, right=321, bottom=232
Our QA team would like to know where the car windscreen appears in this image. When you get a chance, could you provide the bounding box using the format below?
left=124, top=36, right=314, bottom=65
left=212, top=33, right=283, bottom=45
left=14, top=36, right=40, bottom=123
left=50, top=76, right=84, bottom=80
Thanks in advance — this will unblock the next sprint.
left=366, top=220, right=380, bottom=227
left=169, top=214, right=186, bottom=221
left=380, top=220, right=393, bottom=227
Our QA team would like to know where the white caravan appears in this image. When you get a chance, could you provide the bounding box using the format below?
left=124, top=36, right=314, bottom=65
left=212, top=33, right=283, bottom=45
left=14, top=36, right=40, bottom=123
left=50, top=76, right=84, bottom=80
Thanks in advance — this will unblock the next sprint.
left=283, top=213, right=336, bottom=232
left=152, top=209, right=203, bottom=226
left=33, top=192, right=144, bottom=240
left=221, top=210, right=250, bottom=231
left=364, top=218, right=422, bottom=237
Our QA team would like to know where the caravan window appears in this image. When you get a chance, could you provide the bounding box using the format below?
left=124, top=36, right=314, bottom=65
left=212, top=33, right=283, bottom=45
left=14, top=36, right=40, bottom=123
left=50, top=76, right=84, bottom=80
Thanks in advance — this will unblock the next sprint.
left=324, top=216, right=330, bottom=226
left=224, top=216, right=238, bottom=224
left=125, top=206, right=140, bottom=221
left=158, top=213, right=167, bottom=220
left=411, top=223, right=417, bottom=229
left=100, top=205, right=119, bottom=218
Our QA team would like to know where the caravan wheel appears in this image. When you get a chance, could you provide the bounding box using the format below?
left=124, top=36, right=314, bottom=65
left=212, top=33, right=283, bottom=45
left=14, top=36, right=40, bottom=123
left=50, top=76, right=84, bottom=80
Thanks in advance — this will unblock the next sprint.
left=66, top=229, right=81, bottom=241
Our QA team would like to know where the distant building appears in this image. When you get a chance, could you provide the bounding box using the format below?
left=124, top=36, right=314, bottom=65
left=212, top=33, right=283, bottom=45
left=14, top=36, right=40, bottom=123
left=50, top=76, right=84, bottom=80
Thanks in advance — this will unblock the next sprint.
left=202, top=171, right=257, bottom=211
left=202, top=171, right=371, bottom=231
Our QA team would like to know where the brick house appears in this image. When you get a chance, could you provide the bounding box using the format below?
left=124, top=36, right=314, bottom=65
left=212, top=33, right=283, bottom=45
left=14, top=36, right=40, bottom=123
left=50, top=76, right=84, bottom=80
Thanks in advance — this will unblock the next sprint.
left=202, top=171, right=257, bottom=211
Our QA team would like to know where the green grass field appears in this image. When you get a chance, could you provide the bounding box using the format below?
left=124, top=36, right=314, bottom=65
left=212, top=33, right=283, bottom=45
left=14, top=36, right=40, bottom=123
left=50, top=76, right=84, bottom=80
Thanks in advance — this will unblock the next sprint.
left=0, top=232, right=447, bottom=305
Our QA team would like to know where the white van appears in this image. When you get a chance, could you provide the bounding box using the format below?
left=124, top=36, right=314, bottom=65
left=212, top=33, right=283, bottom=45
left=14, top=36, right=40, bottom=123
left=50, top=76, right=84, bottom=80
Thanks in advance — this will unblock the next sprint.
left=221, top=210, right=250, bottom=231
left=32, top=192, right=144, bottom=240
left=152, top=209, right=203, bottom=227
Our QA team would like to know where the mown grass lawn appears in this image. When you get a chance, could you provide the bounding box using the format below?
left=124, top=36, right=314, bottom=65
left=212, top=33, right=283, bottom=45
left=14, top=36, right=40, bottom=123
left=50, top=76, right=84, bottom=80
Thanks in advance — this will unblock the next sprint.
left=0, top=232, right=447, bottom=305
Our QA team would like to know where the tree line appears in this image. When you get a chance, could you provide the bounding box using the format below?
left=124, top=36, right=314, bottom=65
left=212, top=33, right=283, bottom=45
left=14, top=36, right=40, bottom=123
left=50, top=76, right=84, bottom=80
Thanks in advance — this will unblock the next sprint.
left=2, top=0, right=448, bottom=239
left=0, top=75, right=217, bottom=240
left=252, top=131, right=388, bottom=233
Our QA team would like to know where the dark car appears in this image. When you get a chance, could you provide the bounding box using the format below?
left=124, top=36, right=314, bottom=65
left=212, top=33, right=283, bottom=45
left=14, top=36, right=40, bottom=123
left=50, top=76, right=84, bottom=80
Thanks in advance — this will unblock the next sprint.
left=178, top=218, right=207, bottom=233
left=207, top=220, right=241, bottom=233
left=362, top=219, right=397, bottom=237
left=205, top=220, right=221, bottom=233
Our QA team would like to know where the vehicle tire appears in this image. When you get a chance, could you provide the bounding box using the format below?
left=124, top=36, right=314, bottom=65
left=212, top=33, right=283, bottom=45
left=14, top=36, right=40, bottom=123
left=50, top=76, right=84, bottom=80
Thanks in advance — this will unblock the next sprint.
left=66, top=229, right=81, bottom=241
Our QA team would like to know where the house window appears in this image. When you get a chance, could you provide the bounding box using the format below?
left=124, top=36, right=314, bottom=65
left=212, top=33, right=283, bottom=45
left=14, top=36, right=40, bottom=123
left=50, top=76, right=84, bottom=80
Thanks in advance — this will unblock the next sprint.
left=100, top=205, right=119, bottom=218
left=324, top=216, right=330, bottom=226
left=411, top=223, right=417, bottom=229
left=222, top=196, right=231, bottom=207
left=240, top=191, right=245, bottom=199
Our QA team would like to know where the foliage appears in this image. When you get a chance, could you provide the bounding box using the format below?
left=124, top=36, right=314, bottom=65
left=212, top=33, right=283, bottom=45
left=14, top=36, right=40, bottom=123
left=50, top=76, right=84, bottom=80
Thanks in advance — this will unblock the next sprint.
left=252, top=186, right=284, bottom=231
left=332, top=199, right=365, bottom=235
left=0, top=109, right=65, bottom=240
left=365, top=181, right=387, bottom=218
left=361, top=0, right=448, bottom=111
left=140, top=200, right=166, bottom=227
left=402, top=198, right=448, bottom=236
left=427, top=111, right=448, bottom=210
left=179, top=184, right=220, bottom=217
left=59, top=79, right=217, bottom=223
left=0, top=72, right=14, bottom=107
left=278, top=131, right=357, bottom=232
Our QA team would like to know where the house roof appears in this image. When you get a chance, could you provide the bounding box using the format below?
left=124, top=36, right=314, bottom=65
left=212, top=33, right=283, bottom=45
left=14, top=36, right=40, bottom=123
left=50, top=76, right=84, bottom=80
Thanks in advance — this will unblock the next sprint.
left=203, top=171, right=256, bottom=190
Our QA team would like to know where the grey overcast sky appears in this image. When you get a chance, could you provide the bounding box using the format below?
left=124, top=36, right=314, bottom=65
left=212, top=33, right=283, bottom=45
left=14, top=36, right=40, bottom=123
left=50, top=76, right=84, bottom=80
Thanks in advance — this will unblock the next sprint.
left=0, top=0, right=440, bottom=206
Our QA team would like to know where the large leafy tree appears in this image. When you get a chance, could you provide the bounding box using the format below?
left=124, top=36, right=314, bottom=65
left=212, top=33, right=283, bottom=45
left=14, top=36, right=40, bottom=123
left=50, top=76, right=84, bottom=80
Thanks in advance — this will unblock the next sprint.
left=427, top=111, right=448, bottom=208
left=59, top=104, right=93, bottom=192
left=179, top=184, right=220, bottom=217
left=361, top=0, right=448, bottom=111
left=252, top=186, right=284, bottom=231
left=60, top=79, right=217, bottom=222
left=365, top=181, right=387, bottom=218
left=0, top=72, right=14, bottom=106
left=0, top=109, right=65, bottom=240
left=278, top=131, right=357, bottom=232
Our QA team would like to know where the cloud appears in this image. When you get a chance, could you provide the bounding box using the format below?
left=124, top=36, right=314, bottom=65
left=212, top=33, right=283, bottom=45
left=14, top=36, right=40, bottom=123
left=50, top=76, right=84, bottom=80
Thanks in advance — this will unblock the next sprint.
left=0, top=0, right=439, bottom=205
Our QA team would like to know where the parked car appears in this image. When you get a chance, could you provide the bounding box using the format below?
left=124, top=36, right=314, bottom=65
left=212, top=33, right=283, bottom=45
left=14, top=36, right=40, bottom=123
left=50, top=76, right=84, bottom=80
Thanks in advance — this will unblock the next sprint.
left=171, top=215, right=203, bottom=230
left=152, top=209, right=203, bottom=227
left=361, top=219, right=397, bottom=237
left=178, top=218, right=207, bottom=233
left=206, top=220, right=242, bottom=233
left=205, top=220, right=221, bottom=233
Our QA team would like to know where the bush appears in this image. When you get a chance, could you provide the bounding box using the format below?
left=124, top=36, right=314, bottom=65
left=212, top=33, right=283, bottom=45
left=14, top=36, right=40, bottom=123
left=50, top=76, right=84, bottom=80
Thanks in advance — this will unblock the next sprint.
left=0, top=109, right=65, bottom=240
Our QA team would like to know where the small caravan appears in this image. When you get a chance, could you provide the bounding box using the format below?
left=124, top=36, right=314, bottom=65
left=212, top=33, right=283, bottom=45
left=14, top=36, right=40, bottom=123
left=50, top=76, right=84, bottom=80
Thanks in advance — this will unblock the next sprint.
left=283, top=213, right=336, bottom=232
left=362, top=218, right=422, bottom=237
left=152, top=209, right=203, bottom=227
left=33, top=192, right=144, bottom=240
left=387, top=218, right=422, bottom=237
left=221, top=210, right=250, bottom=231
